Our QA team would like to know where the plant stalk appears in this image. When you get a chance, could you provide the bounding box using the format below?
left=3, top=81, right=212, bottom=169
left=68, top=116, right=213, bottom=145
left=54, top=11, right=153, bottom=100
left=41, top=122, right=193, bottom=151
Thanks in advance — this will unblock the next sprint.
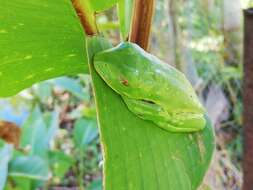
left=243, top=7, right=253, bottom=190
left=72, top=0, right=98, bottom=35
left=130, top=0, right=156, bottom=51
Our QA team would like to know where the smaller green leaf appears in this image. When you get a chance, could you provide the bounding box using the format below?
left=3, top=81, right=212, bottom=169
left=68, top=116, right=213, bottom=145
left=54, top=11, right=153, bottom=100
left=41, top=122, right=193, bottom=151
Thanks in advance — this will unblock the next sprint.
left=97, top=22, right=120, bottom=32
left=118, top=0, right=133, bottom=39
left=31, top=119, right=48, bottom=158
left=49, top=151, right=74, bottom=179
left=20, top=107, right=42, bottom=147
left=44, top=110, right=60, bottom=144
left=0, top=139, right=5, bottom=147
left=88, top=0, right=119, bottom=11
left=73, top=118, right=98, bottom=150
left=33, top=82, right=52, bottom=103
left=6, top=178, right=31, bottom=190
left=51, top=77, right=88, bottom=101
left=8, top=156, right=50, bottom=181
left=87, top=178, right=102, bottom=190
left=20, top=107, right=48, bottom=158
left=0, top=145, right=12, bottom=190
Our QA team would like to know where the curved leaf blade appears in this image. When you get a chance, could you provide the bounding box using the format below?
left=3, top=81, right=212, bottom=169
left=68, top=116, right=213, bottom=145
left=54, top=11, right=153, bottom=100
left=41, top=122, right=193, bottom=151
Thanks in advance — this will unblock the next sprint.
left=0, top=145, right=12, bottom=189
left=8, top=156, right=50, bottom=181
left=87, top=36, right=215, bottom=190
left=0, top=0, right=87, bottom=97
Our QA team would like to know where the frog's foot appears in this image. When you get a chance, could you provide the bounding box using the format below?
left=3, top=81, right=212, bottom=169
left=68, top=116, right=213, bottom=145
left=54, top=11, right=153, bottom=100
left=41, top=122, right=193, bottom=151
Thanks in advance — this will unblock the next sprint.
left=122, top=96, right=206, bottom=133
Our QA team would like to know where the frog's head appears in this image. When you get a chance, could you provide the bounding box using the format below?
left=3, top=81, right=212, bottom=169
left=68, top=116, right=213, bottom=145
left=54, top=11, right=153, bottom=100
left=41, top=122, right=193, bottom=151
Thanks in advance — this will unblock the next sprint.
left=94, top=43, right=145, bottom=98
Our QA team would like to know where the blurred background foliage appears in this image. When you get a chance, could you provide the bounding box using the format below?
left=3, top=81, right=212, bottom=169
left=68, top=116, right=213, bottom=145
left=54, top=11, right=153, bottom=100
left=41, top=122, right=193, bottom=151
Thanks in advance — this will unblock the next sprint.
left=1, top=0, right=252, bottom=189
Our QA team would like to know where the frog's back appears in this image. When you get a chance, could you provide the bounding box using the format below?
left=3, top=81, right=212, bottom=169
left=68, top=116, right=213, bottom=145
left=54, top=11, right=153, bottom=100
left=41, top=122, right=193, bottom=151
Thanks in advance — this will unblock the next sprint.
left=121, top=43, right=203, bottom=113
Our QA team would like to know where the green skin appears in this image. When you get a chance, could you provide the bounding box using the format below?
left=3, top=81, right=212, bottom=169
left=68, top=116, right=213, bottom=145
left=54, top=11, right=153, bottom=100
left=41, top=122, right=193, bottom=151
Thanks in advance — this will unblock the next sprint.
left=94, top=42, right=206, bottom=133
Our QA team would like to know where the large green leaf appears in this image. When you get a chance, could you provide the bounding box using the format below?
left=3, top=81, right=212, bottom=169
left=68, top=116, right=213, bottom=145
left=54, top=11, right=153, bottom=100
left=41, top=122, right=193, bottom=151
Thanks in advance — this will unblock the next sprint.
left=87, top=36, right=215, bottom=190
left=0, top=0, right=87, bottom=97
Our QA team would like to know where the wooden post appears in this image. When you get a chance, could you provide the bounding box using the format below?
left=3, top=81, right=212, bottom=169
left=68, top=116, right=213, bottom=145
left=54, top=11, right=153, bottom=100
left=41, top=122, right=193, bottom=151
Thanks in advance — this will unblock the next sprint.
left=243, top=8, right=253, bottom=190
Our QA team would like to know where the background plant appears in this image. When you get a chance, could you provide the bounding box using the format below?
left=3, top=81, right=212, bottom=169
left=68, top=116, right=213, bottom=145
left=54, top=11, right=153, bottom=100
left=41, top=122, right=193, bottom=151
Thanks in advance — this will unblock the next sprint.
left=0, top=0, right=250, bottom=189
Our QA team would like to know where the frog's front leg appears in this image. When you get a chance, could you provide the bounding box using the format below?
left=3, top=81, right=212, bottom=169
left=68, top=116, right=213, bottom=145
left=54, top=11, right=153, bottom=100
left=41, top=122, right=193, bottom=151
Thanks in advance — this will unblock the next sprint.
left=122, top=96, right=206, bottom=133
left=122, top=96, right=168, bottom=122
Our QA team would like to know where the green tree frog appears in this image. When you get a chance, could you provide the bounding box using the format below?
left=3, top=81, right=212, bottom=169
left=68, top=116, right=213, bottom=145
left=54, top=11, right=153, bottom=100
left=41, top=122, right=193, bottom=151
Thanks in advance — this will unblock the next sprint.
left=94, top=42, right=206, bottom=133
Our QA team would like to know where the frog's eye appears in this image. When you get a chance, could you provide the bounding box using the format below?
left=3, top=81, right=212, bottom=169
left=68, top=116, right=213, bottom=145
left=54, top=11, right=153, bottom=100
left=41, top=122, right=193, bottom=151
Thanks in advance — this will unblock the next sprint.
left=120, top=79, right=129, bottom=86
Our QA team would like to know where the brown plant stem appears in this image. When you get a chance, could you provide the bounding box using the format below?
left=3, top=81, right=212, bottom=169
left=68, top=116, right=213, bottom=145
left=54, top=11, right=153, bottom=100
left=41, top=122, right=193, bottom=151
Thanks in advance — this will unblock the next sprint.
left=243, top=7, right=253, bottom=190
left=72, top=0, right=98, bottom=35
left=130, top=0, right=156, bottom=51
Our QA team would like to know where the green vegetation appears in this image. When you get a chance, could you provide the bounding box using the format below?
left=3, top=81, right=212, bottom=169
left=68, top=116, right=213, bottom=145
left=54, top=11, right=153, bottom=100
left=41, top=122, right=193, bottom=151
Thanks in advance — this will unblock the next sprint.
left=0, top=0, right=249, bottom=189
